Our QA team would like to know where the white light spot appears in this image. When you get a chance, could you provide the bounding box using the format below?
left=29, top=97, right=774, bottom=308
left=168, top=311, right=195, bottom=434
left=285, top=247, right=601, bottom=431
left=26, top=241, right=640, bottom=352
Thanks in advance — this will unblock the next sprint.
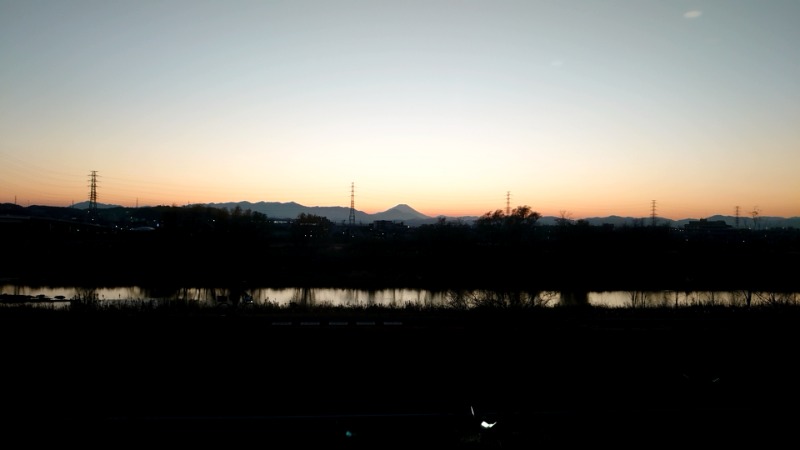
left=684, top=10, right=702, bottom=19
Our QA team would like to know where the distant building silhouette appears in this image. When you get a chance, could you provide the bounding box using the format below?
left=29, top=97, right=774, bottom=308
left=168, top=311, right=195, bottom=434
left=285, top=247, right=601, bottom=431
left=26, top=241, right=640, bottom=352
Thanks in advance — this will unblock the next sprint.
left=370, top=220, right=408, bottom=238
left=684, top=219, right=732, bottom=231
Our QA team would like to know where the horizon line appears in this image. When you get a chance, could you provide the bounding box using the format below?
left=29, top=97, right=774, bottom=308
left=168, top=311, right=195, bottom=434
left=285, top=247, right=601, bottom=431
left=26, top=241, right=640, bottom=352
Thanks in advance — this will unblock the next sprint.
left=4, top=200, right=797, bottom=222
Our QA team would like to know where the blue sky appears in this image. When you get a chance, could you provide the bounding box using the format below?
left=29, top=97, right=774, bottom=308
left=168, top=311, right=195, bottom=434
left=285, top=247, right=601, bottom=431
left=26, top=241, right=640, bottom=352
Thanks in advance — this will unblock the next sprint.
left=1, top=0, right=798, bottom=219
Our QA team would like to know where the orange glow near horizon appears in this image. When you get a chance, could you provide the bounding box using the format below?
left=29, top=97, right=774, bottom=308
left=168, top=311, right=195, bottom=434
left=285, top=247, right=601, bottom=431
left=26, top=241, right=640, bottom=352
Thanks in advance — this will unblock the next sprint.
left=4, top=181, right=797, bottom=221
left=2, top=2, right=799, bottom=221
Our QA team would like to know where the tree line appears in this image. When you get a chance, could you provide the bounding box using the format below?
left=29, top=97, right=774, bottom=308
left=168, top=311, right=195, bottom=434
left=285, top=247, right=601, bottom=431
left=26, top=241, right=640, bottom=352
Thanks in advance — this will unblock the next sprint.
left=1, top=203, right=798, bottom=291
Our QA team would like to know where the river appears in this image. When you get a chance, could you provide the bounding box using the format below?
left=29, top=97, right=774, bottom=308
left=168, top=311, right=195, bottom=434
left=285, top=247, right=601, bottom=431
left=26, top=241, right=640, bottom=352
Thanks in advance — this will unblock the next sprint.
left=2, top=284, right=797, bottom=308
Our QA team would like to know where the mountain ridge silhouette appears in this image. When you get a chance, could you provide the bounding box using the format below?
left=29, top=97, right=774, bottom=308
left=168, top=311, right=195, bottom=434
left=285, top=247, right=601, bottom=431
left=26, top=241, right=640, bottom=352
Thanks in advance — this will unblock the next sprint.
left=27, top=201, right=800, bottom=228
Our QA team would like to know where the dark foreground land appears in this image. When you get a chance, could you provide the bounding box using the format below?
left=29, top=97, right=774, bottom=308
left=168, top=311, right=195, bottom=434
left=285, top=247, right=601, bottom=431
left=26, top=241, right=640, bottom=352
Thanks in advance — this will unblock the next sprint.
left=4, top=204, right=799, bottom=447
left=3, top=202, right=799, bottom=292
left=2, top=305, right=799, bottom=448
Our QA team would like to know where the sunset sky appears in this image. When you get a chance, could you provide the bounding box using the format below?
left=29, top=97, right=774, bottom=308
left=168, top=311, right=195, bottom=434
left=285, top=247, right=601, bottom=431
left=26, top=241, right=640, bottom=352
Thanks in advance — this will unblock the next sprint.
left=1, top=0, right=798, bottom=219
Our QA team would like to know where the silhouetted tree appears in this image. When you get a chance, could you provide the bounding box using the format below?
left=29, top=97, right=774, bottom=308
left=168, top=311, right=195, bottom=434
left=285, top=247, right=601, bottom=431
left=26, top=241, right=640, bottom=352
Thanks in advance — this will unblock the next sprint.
left=477, top=209, right=506, bottom=227
left=557, top=210, right=573, bottom=227
left=476, top=205, right=541, bottom=246
left=507, top=205, right=541, bottom=228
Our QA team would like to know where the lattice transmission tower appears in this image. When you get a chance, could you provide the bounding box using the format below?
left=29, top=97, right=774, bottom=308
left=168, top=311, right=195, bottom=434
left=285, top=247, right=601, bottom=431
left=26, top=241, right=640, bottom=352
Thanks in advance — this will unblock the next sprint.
left=348, top=182, right=356, bottom=227
left=88, top=170, right=99, bottom=217
left=650, top=200, right=657, bottom=226
left=506, top=191, right=511, bottom=215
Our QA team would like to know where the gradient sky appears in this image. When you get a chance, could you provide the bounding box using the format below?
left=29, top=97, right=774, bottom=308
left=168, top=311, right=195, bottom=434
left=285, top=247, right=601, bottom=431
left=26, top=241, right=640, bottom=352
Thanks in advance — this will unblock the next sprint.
left=1, top=0, right=798, bottom=219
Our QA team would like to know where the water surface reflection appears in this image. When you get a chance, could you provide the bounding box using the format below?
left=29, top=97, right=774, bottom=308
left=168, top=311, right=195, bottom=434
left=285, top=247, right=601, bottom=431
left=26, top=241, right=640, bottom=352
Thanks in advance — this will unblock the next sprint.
left=2, top=284, right=798, bottom=308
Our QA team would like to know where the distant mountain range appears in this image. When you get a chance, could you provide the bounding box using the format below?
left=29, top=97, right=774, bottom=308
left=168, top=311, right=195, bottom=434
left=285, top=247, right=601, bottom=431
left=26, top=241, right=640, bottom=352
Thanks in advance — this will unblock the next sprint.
left=571, top=214, right=800, bottom=230
left=200, top=201, right=439, bottom=225
left=66, top=201, right=800, bottom=229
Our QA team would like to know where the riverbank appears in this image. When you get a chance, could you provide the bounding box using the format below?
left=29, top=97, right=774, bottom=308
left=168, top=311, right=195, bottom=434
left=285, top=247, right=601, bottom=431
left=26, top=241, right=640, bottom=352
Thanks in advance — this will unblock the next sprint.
left=2, top=304, right=799, bottom=447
